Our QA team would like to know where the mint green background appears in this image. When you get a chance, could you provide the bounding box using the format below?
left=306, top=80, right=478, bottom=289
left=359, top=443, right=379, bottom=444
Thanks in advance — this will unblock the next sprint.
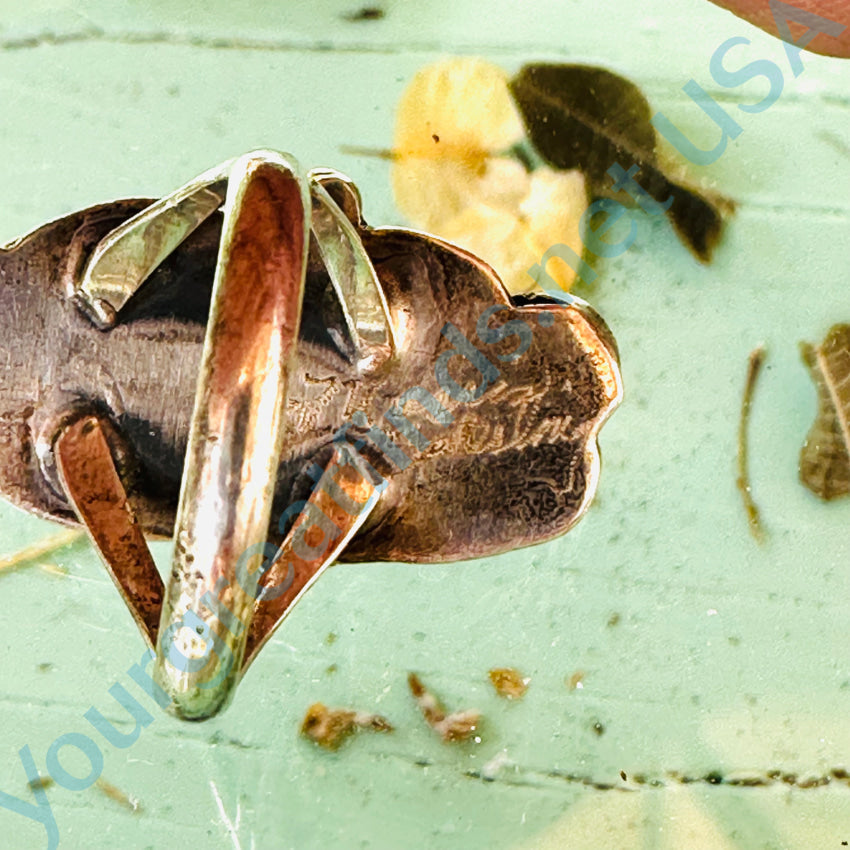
left=0, top=1, right=848, bottom=848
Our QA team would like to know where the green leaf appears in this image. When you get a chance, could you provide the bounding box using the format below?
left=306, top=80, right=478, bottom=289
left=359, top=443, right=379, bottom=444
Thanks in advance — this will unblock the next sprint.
left=508, top=63, right=734, bottom=263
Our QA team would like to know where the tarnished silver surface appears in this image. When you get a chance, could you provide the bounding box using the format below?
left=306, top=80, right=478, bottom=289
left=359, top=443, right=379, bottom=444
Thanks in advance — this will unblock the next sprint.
left=0, top=150, right=622, bottom=719
left=54, top=415, right=164, bottom=649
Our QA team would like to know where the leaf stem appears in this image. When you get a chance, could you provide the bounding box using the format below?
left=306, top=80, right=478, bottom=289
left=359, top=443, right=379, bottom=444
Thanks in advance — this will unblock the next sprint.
left=736, top=346, right=767, bottom=542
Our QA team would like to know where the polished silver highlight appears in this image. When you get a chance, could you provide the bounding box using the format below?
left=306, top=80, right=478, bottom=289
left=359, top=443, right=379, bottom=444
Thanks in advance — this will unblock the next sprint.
left=76, top=159, right=231, bottom=326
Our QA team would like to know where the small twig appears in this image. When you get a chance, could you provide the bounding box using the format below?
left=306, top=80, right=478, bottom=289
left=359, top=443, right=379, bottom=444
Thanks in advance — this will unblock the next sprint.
left=338, top=145, right=398, bottom=160
left=339, top=144, right=518, bottom=163
left=736, top=346, right=767, bottom=542
left=0, top=529, right=84, bottom=576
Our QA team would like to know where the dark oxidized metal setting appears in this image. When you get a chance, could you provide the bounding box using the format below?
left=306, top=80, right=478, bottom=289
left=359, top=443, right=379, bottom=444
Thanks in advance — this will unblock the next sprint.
left=0, top=151, right=621, bottom=719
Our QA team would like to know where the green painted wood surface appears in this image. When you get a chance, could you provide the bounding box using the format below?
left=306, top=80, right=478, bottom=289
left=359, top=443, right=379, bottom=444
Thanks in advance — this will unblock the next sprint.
left=0, top=1, right=848, bottom=847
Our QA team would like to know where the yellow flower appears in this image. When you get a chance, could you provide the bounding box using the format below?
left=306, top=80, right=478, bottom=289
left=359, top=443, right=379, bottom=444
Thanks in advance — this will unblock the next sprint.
left=391, top=58, right=587, bottom=296
left=393, top=57, right=525, bottom=164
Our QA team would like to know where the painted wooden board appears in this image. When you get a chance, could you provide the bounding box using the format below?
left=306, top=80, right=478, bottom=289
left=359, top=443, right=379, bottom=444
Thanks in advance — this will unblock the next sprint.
left=0, top=0, right=848, bottom=847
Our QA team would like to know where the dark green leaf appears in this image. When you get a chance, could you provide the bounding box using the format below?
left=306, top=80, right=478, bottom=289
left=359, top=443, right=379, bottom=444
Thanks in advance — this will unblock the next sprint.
left=508, top=63, right=734, bottom=263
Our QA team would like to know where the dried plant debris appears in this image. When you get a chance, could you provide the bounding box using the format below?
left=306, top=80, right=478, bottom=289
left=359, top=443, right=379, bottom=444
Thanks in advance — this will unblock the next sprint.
left=391, top=58, right=588, bottom=295
left=800, top=324, right=850, bottom=500
left=408, top=673, right=481, bottom=742
left=510, top=64, right=655, bottom=184
left=508, top=63, right=734, bottom=262
left=301, top=702, right=393, bottom=750
left=389, top=58, right=732, bottom=301
left=488, top=667, right=530, bottom=699
left=27, top=774, right=141, bottom=812
left=737, top=346, right=767, bottom=541
left=0, top=529, right=83, bottom=576
left=95, top=778, right=141, bottom=813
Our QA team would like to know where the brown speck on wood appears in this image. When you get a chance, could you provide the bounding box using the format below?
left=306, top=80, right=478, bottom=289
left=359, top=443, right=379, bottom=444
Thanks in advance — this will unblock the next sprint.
left=736, top=345, right=767, bottom=541
left=341, top=6, right=385, bottom=21
left=592, top=720, right=605, bottom=736
left=28, top=776, right=54, bottom=792
left=432, top=134, right=440, bottom=143
left=726, top=773, right=769, bottom=787
left=607, top=612, right=620, bottom=627
left=95, top=778, right=141, bottom=813
left=407, top=673, right=480, bottom=743
left=301, top=702, right=393, bottom=750
left=488, top=667, right=529, bottom=699
left=567, top=670, right=585, bottom=690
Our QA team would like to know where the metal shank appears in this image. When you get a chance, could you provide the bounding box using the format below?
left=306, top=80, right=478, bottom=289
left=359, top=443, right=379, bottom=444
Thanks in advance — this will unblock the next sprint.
left=152, top=152, right=309, bottom=719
